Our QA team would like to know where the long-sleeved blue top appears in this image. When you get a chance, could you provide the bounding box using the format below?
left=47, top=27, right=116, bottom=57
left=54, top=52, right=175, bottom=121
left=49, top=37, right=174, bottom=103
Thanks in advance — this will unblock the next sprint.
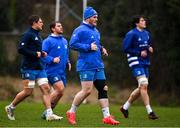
left=122, top=28, right=152, bottom=68
left=18, top=27, right=44, bottom=70
left=69, top=22, right=104, bottom=71
left=42, top=34, right=69, bottom=75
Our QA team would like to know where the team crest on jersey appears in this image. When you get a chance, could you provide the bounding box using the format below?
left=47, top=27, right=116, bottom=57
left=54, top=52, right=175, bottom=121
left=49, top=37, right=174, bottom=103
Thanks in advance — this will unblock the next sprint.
left=35, top=37, right=38, bottom=40
left=25, top=73, right=30, bottom=78
left=81, top=74, right=87, bottom=79
left=21, top=42, right=25, bottom=45
left=138, top=37, right=142, bottom=41
left=137, top=71, right=141, bottom=75
left=54, top=77, right=59, bottom=81
left=58, top=46, right=61, bottom=49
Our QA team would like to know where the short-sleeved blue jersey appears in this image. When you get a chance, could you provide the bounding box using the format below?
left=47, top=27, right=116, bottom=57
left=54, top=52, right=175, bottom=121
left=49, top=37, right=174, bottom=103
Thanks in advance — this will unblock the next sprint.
left=69, top=22, right=104, bottom=71
left=42, top=34, right=69, bottom=75
left=122, top=28, right=152, bottom=68
left=18, top=27, right=44, bottom=70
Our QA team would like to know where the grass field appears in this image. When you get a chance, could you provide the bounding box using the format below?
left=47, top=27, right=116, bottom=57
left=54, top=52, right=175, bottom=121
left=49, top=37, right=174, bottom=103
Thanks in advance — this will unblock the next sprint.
left=0, top=101, right=180, bottom=127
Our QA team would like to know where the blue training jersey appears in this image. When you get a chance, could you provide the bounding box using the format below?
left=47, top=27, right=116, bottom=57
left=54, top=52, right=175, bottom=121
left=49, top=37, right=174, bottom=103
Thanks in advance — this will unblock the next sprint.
left=42, top=34, right=69, bottom=75
left=122, top=28, right=152, bottom=68
left=69, top=22, right=104, bottom=71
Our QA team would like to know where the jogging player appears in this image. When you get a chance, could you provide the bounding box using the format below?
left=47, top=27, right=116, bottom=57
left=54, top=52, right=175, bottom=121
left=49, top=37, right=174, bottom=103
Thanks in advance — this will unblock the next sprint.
left=5, top=15, right=61, bottom=121
left=120, top=15, right=158, bottom=120
left=66, top=7, right=120, bottom=125
left=41, top=21, right=71, bottom=119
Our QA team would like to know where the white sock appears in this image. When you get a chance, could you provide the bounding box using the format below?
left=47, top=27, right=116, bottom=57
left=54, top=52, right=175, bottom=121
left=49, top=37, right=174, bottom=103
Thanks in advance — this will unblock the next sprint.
left=9, top=103, right=15, bottom=109
left=123, top=101, right=131, bottom=110
left=46, top=108, right=53, bottom=116
left=102, top=107, right=110, bottom=118
left=146, top=105, right=152, bottom=114
left=69, top=104, right=78, bottom=113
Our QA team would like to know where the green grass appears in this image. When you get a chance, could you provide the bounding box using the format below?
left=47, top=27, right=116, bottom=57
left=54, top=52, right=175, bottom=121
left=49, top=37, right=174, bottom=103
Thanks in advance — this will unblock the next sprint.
left=0, top=101, right=180, bottom=127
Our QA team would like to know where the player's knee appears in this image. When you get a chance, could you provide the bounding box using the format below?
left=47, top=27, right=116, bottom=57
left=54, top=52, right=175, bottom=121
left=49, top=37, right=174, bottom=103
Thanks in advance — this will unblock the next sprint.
left=55, top=85, right=64, bottom=93
left=139, top=86, right=148, bottom=93
left=37, top=78, right=48, bottom=86
left=138, top=77, right=148, bottom=86
left=23, top=80, right=35, bottom=88
left=98, top=89, right=108, bottom=99
left=94, top=80, right=108, bottom=99
left=58, top=87, right=64, bottom=94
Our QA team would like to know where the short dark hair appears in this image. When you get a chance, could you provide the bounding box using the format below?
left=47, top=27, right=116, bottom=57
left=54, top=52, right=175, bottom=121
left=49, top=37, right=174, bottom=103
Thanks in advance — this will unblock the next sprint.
left=28, top=15, right=41, bottom=25
left=132, top=15, right=145, bottom=28
left=49, top=21, right=60, bottom=33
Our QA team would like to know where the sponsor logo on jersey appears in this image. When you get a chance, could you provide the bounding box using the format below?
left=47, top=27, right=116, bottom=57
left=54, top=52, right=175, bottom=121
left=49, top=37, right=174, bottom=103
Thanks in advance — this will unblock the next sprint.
left=35, top=37, right=38, bottom=40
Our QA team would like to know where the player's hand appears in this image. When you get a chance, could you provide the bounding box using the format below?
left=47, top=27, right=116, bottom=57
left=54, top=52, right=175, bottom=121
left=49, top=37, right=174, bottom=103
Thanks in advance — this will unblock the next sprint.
left=36, top=51, right=41, bottom=58
left=141, top=50, right=147, bottom=58
left=41, top=51, right=47, bottom=57
left=68, top=63, right=71, bottom=71
left=149, top=47, right=153, bottom=53
left=102, top=47, right=108, bottom=56
left=53, top=57, right=60, bottom=63
left=91, top=42, right=98, bottom=51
